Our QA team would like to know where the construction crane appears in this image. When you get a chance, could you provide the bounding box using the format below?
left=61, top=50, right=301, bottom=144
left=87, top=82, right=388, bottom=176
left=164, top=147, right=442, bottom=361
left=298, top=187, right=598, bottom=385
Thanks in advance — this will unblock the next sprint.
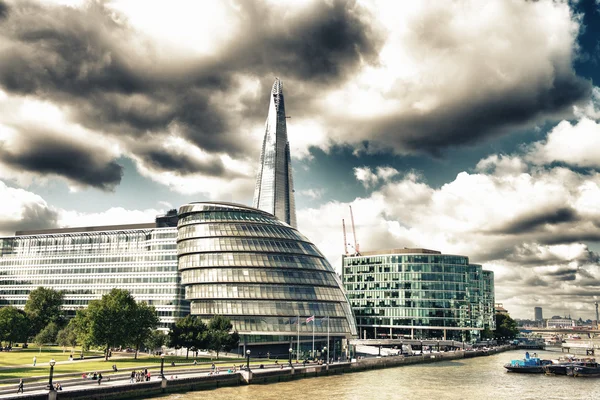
left=349, top=205, right=360, bottom=256
left=596, top=302, right=599, bottom=330
left=342, top=219, right=349, bottom=255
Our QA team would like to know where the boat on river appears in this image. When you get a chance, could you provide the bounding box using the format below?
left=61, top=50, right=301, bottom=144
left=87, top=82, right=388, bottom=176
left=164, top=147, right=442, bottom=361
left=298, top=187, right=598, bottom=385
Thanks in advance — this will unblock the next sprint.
left=573, top=361, right=600, bottom=377
left=504, top=353, right=552, bottom=373
left=544, top=357, right=596, bottom=376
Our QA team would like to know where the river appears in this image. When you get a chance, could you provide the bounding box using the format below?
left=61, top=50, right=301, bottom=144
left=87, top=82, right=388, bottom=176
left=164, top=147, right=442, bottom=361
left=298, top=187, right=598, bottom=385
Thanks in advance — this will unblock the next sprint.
left=158, top=349, right=600, bottom=400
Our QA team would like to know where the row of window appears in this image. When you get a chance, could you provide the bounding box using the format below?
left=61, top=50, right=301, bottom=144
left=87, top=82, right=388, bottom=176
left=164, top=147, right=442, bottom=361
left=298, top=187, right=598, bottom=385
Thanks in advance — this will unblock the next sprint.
left=190, top=300, right=349, bottom=318
left=0, top=265, right=178, bottom=276
left=178, top=252, right=329, bottom=271
left=1, top=287, right=184, bottom=296
left=344, top=255, right=470, bottom=266
left=355, top=317, right=478, bottom=328
left=1, top=276, right=180, bottom=285
left=178, top=210, right=286, bottom=227
left=177, top=238, right=320, bottom=257
left=185, top=284, right=347, bottom=302
left=344, top=264, right=476, bottom=275
left=177, top=223, right=306, bottom=242
left=222, top=316, right=350, bottom=334
left=344, top=273, right=468, bottom=284
left=181, top=268, right=337, bottom=287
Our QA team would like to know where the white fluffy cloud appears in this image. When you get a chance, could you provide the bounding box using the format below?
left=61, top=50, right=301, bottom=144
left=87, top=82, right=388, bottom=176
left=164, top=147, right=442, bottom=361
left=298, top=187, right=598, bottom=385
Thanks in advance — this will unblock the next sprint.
left=527, top=118, right=600, bottom=168
left=354, top=166, right=400, bottom=188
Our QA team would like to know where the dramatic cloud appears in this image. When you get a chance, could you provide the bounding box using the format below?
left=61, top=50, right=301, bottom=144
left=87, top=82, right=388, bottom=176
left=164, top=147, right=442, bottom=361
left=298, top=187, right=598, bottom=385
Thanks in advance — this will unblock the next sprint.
left=318, top=0, right=591, bottom=155
left=0, top=91, right=122, bottom=190
left=354, top=166, right=400, bottom=188
left=0, top=0, right=383, bottom=192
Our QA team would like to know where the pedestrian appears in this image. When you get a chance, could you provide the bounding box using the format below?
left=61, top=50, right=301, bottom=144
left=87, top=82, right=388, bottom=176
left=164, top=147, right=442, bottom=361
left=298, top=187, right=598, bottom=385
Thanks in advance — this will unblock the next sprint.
left=32, top=356, right=36, bottom=366
left=130, top=371, right=135, bottom=383
left=17, top=378, right=24, bottom=394
left=97, top=373, right=103, bottom=385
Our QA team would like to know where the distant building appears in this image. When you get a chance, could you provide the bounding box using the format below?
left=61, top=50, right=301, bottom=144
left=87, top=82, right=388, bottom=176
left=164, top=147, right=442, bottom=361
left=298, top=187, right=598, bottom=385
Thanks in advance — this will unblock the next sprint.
left=534, top=307, right=543, bottom=321
left=342, top=248, right=495, bottom=341
left=547, top=318, right=575, bottom=329
left=495, top=303, right=509, bottom=315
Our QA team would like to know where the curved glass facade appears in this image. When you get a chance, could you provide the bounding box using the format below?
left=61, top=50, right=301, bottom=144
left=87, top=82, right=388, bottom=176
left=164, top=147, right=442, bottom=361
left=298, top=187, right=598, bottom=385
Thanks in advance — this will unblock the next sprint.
left=342, top=249, right=494, bottom=341
left=177, top=202, right=357, bottom=343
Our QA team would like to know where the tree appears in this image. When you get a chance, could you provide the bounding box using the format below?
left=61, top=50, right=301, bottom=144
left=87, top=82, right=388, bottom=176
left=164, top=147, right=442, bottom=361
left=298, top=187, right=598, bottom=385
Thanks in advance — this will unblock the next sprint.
left=0, top=306, right=29, bottom=346
left=83, top=289, right=139, bottom=361
left=168, top=315, right=207, bottom=359
left=24, top=287, right=65, bottom=337
left=56, top=323, right=78, bottom=353
left=205, top=315, right=239, bottom=359
left=145, top=330, right=167, bottom=355
left=129, top=302, right=159, bottom=359
left=33, top=322, right=59, bottom=351
left=494, top=313, right=519, bottom=340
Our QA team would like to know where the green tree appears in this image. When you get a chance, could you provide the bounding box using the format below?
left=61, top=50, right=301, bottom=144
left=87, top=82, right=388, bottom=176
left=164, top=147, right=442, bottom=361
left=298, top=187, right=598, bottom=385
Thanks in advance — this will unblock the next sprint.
left=33, top=322, right=60, bottom=351
left=205, top=315, right=239, bottom=359
left=168, top=315, right=207, bottom=359
left=494, top=313, right=519, bottom=340
left=56, top=323, right=78, bottom=353
left=145, top=330, right=167, bottom=355
left=24, top=287, right=65, bottom=337
left=0, top=306, right=29, bottom=346
left=70, top=310, right=93, bottom=359
left=129, top=302, right=159, bottom=359
left=84, top=289, right=139, bottom=361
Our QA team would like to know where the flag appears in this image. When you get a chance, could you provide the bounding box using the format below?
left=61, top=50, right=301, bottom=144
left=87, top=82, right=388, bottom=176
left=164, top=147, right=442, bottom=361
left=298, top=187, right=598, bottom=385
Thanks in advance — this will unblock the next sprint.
left=306, top=315, right=315, bottom=323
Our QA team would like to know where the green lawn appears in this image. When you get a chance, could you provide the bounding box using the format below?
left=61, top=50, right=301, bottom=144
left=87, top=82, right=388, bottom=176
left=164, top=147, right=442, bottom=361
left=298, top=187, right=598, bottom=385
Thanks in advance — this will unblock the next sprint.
left=0, top=347, right=246, bottom=382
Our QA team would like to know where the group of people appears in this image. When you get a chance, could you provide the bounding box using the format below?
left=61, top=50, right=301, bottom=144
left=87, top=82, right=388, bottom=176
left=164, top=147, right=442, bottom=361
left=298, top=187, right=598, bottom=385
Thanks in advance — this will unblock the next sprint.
left=82, top=371, right=103, bottom=384
left=130, top=368, right=151, bottom=383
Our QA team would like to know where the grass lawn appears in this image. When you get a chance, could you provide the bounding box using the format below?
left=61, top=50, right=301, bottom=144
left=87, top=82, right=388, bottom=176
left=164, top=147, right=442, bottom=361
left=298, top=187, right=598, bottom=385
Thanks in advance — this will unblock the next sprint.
left=0, top=347, right=246, bottom=382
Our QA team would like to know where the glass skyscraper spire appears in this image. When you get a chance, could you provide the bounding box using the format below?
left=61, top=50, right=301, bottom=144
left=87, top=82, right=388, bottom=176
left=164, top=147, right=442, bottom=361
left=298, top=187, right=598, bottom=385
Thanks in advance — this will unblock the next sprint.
left=253, top=78, right=297, bottom=228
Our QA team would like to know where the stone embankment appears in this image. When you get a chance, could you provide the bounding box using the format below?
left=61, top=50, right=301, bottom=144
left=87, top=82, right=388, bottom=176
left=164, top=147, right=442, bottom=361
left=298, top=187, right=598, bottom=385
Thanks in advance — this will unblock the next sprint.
left=0, top=346, right=514, bottom=400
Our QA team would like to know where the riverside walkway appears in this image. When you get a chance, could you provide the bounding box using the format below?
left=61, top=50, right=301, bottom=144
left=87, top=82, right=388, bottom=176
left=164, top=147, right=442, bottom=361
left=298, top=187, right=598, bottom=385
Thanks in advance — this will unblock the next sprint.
left=0, top=346, right=514, bottom=400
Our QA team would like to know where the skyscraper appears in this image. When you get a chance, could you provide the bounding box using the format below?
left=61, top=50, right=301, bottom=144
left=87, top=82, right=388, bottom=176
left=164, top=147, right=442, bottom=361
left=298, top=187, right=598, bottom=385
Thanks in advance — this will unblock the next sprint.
left=535, top=307, right=543, bottom=321
left=253, top=78, right=297, bottom=228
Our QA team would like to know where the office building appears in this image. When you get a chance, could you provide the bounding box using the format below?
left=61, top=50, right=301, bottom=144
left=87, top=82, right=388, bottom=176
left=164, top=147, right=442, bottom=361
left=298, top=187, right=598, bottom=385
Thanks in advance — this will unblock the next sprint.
left=0, top=212, right=188, bottom=330
left=178, top=201, right=357, bottom=353
left=534, top=307, right=543, bottom=321
left=253, top=78, right=297, bottom=228
left=342, top=248, right=495, bottom=341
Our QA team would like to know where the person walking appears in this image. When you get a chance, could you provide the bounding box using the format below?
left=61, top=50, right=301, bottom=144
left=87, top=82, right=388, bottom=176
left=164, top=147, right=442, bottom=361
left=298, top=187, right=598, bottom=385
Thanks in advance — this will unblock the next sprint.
left=97, top=373, right=103, bottom=385
left=130, top=371, right=135, bottom=383
left=32, top=356, right=36, bottom=366
left=17, top=379, right=24, bottom=393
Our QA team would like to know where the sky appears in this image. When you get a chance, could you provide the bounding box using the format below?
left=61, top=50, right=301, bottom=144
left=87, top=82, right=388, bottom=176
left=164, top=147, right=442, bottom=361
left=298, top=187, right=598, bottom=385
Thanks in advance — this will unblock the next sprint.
left=1, top=0, right=600, bottom=320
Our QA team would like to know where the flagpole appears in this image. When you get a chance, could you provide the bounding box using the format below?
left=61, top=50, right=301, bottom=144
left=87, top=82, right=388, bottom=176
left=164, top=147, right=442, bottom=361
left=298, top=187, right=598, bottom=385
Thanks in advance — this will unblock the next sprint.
left=327, top=317, right=330, bottom=365
left=312, top=319, right=315, bottom=359
left=297, top=314, right=300, bottom=362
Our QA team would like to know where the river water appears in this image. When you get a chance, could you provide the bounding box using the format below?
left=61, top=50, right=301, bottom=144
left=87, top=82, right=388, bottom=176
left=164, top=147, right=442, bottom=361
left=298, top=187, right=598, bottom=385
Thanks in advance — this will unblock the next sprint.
left=159, top=349, right=600, bottom=400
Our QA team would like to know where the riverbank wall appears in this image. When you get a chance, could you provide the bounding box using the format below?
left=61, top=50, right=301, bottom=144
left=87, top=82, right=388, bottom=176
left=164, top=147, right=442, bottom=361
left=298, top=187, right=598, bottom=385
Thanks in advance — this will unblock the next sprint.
left=1, top=346, right=514, bottom=400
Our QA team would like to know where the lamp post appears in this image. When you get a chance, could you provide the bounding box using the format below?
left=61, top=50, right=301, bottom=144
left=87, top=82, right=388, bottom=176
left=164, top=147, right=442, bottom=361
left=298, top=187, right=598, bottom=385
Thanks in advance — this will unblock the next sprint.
left=47, top=359, right=56, bottom=391
left=160, top=354, right=165, bottom=379
left=420, top=340, right=423, bottom=355
left=323, top=347, right=327, bottom=365
left=246, top=349, right=251, bottom=371
left=289, top=348, right=293, bottom=367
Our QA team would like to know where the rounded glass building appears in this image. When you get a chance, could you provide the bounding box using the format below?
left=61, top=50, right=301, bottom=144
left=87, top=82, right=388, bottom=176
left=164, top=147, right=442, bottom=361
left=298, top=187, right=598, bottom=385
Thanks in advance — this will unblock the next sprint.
left=177, top=202, right=357, bottom=353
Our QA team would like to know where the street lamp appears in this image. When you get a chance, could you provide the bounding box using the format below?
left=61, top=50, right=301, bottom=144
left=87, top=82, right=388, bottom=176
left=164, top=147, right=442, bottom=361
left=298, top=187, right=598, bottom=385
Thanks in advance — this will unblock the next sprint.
left=289, top=348, right=293, bottom=366
left=420, top=340, right=423, bottom=355
left=323, top=347, right=327, bottom=365
left=47, top=359, right=56, bottom=391
left=246, top=349, right=251, bottom=371
left=160, top=354, right=165, bottom=379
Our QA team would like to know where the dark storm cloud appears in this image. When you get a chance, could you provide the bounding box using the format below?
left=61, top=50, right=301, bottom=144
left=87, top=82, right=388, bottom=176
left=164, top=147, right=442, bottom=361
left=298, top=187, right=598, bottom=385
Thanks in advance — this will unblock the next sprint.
left=0, top=128, right=123, bottom=191
left=0, top=0, right=382, bottom=185
left=0, top=1, right=8, bottom=19
left=523, top=276, right=549, bottom=287
left=495, top=207, right=580, bottom=235
left=369, top=75, right=592, bottom=156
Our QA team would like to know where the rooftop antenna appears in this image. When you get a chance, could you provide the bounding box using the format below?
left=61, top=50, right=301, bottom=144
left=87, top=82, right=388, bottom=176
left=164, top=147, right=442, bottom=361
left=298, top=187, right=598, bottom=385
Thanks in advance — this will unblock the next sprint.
left=349, top=205, right=360, bottom=255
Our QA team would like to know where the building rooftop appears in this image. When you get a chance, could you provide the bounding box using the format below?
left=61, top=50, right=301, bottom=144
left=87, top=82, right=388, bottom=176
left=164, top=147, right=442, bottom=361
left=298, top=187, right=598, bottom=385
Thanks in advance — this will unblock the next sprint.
left=15, top=223, right=156, bottom=236
left=353, top=248, right=442, bottom=256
